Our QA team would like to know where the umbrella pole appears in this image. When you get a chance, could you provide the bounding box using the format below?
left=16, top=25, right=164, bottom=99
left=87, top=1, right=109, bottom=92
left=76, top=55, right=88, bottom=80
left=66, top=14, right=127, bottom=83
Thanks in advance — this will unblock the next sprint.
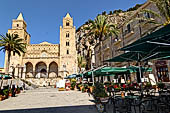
left=139, top=62, right=144, bottom=97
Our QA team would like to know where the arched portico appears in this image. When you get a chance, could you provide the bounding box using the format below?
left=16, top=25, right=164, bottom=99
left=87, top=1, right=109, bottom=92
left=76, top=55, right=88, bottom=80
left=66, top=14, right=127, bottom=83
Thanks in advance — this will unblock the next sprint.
left=49, top=62, right=58, bottom=78
left=35, top=62, right=48, bottom=78
left=25, top=62, right=33, bottom=78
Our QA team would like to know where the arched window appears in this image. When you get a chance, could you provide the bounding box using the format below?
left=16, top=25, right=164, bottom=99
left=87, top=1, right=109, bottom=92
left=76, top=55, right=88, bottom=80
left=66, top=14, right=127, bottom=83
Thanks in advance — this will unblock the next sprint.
left=66, top=42, right=69, bottom=46
left=66, top=22, right=69, bottom=26
left=67, top=50, right=69, bottom=54
left=66, top=33, right=69, bottom=38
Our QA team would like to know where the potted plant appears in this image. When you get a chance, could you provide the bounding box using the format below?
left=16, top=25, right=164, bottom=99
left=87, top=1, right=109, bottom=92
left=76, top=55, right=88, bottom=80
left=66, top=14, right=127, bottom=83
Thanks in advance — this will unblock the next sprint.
left=0, top=95, right=3, bottom=101
left=8, top=89, right=12, bottom=97
left=78, top=84, right=83, bottom=91
left=16, top=87, right=20, bottom=94
left=88, top=86, right=94, bottom=93
left=157, top=82, right=165, bottom=90
left=70, top=79, right=76, bottom=90
left=92, top=82, right=109, bottom=102
left=82, top=87, right=86, bottom=93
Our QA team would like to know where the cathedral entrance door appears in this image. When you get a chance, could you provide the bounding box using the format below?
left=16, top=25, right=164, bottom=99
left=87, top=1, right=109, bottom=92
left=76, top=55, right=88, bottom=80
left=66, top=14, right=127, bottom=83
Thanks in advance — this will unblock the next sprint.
left=40, top=69, right=47, bottom=78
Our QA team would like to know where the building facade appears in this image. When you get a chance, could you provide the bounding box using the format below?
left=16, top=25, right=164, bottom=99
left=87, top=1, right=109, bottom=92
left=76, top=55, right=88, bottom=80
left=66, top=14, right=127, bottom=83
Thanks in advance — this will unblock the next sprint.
left=4, top=13, right=77, bottom=81
left=94, top=1, right=170, bottom=82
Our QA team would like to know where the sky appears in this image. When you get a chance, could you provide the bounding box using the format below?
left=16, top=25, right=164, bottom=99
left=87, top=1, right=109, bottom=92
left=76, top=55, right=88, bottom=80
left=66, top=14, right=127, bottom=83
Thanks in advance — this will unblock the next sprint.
left=0, top=0, right=147, bottom=67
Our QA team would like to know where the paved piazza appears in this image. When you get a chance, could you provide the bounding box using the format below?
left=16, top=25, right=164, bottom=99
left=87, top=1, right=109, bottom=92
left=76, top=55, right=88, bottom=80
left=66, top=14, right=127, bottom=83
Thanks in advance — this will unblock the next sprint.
left=0, top=88, right=98, bottom=113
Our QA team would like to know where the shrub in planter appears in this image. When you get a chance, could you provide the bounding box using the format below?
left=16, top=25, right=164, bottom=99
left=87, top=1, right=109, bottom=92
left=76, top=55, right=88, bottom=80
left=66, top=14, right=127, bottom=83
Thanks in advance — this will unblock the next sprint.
left=157, top=82, right=165, bottom=90
left=8, top=89, right=12, bottom=96
left=0, top=95, right=3, bottom=101
left=78, top=84, right=83, bottom=91
left=82, top=87, right=86, bottom=93
left=92, top=82, right=108, bottom=100
left=16, top=87, right=21, bottom=94
left=3, top=89, right=9, bottom=99
left=70, top=79, right=76, bottom=90
left=145, top=82, right=152, bottom=89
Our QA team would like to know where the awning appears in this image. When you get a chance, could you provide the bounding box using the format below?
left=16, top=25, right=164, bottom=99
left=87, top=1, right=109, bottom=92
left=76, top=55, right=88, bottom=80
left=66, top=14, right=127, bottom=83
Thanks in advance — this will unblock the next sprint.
left=0, top=75, right=12, bottom=79
left=94, top=67, right=131, bottom=77
left=127, top=66, right=152, bottom=72
left=105, top=51, right=148, bottom=62
left=64, top=74, right=77, bottom=79
left=120, top=24, right=170, bottom=53
left=76, top=73, right=83, bottom=77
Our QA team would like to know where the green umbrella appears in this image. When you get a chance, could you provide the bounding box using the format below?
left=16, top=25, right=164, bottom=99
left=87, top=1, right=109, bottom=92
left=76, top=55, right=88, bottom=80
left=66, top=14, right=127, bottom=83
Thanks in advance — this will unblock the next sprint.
left=105, top=51, right=148, bottom=62
left=76, top=73, right=83, bottom=77
left=127, top=66, right=152, bottom=73
left=120, top=24, right=170, bottom=53
left=94, top=67, right=131, bottom=77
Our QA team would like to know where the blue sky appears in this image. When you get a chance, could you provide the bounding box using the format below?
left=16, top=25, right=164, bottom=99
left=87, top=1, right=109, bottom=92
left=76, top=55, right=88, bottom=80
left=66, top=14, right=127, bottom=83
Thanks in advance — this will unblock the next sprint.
left=0, top=0, right=147, bottom=67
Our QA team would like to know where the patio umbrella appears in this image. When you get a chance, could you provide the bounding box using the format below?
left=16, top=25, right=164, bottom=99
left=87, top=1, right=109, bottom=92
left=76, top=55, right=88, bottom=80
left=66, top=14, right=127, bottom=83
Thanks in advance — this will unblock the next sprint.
left=120, top=24, right=170, bottom=53
left=105, top=51, right=149, bottom=83
left=127, top=66, right=152, bottom=73
left=94, top=67, right=131, bottom=75
left=76, top=73, right=83, bottom=78
left=105, top=51, right=148, bottom=62
left=0, top=75, right=12, bottom=79
left=64, top=74, right=77, bottom=79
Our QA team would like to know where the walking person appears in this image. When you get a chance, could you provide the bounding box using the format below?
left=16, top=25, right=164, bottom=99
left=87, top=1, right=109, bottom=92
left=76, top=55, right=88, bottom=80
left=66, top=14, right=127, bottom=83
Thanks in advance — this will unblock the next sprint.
left=11, top=85, right=16, bottom=97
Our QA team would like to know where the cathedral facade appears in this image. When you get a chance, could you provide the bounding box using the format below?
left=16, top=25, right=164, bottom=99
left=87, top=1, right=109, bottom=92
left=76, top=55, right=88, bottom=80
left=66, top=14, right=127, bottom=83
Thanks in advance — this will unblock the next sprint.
left=4, top=13, right=77, bottom=80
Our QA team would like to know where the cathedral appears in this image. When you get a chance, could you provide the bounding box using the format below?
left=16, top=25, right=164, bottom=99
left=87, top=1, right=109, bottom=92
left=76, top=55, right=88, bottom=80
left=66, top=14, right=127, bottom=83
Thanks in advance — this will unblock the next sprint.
left=4, top=13, right=77, bottom=82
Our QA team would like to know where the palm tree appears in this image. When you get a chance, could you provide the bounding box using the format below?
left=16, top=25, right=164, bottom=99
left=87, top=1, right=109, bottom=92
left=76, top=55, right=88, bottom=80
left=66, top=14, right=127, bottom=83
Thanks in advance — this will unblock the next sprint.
left=0, top=33, right=26, bottom=76
left=84, top=15, right=119, bottom=69
left=149, top=0, right=170, bottom=25
left=77, top=55, right=83, bottom=73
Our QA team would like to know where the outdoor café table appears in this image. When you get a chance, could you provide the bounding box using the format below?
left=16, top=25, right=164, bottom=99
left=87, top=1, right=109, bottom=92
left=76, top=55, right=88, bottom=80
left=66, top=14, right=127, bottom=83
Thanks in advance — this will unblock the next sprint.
left=113, top=95, right=140, bottom=113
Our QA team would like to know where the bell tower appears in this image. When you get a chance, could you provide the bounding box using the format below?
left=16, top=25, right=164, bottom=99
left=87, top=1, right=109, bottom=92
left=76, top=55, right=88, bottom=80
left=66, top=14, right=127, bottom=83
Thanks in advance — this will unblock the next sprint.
left=8, top=13, right=30, bottom=44
left=4, top=13, right=30, bottom=75
left=59, top=13, right=77, bottom=77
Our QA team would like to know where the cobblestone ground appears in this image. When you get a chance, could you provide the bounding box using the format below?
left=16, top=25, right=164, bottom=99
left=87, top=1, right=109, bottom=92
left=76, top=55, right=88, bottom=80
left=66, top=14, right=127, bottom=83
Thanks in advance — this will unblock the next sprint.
left=0, top=88, right=98, bottom=113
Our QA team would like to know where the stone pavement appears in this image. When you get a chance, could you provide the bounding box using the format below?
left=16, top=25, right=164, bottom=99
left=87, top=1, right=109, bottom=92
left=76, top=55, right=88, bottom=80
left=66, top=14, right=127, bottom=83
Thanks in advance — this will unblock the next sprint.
left=0, top=88, right=98, bottom=113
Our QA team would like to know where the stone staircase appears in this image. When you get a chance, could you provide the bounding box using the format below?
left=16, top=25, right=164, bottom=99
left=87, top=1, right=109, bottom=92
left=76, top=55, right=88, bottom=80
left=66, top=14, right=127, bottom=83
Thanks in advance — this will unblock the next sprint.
left=20, top=79, right=39, bottom=89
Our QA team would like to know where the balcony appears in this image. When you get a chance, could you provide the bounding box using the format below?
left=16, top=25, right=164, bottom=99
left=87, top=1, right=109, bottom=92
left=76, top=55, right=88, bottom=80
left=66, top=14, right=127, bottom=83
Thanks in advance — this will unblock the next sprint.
left=114, top=39, right=121, bottom=46
left=123, top=29, right=134, bottom=39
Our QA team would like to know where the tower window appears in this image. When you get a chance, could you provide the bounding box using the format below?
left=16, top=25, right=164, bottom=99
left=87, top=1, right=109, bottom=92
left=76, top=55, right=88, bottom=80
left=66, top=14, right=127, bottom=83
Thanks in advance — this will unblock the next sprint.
left=127, top=24, right=131, bottom=33
left=66, top=33, right=69, bottom=38
left=67, top=50, right=69, bottom=54
left=17, top=24, right=19, bottom=27
left=66, top=22, right=69, bottom=26
left=66, top=42, right=69, bottom=46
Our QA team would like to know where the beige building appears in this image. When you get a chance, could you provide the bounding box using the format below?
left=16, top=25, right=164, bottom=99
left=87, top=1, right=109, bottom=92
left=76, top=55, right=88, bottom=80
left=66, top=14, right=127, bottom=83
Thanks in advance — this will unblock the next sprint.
left=94, top=1, right=170, bottom=82
left=4, top=13, right=77, bottom=82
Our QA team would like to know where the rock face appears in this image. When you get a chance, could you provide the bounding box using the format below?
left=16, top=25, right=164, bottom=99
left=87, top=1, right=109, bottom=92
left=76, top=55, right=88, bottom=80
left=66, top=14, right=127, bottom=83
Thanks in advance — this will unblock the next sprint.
left=76, top=10, right=135, bottom=64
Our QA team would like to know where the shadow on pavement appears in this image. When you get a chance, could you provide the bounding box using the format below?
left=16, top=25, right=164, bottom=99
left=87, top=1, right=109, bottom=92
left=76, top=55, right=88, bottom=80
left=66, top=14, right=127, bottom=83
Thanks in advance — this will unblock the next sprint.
left=0, top=105, right=97, bottom=113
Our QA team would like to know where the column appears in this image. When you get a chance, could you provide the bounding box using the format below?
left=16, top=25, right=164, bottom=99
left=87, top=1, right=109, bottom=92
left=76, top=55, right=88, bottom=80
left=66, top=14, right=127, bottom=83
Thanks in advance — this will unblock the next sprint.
left=33, top=64, right=36, bottom=78
left=47, top=65, right=49, bottom=78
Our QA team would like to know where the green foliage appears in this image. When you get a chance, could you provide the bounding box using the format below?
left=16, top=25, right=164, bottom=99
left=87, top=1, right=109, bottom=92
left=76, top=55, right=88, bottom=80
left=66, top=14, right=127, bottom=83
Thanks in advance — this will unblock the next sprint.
left=113, top=9, right=124, bottom=14
left=145, top=82, right=152, bottom=89
left=71, top=79, right=76, bottom=90
left=0, top=33, right=26, bottom=74
left=102, top=11, right=107, bottom=15
left=92, top=82, right=108, bottom=98
left=127, top=4, right=143, bottom=12
left=157, top=82, right=165, bottom=89
left=109, top=11, right=113, bottom=15
left=3, top=89, right=9, bottom=96
left=82, top=87, right=86, bottom=92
